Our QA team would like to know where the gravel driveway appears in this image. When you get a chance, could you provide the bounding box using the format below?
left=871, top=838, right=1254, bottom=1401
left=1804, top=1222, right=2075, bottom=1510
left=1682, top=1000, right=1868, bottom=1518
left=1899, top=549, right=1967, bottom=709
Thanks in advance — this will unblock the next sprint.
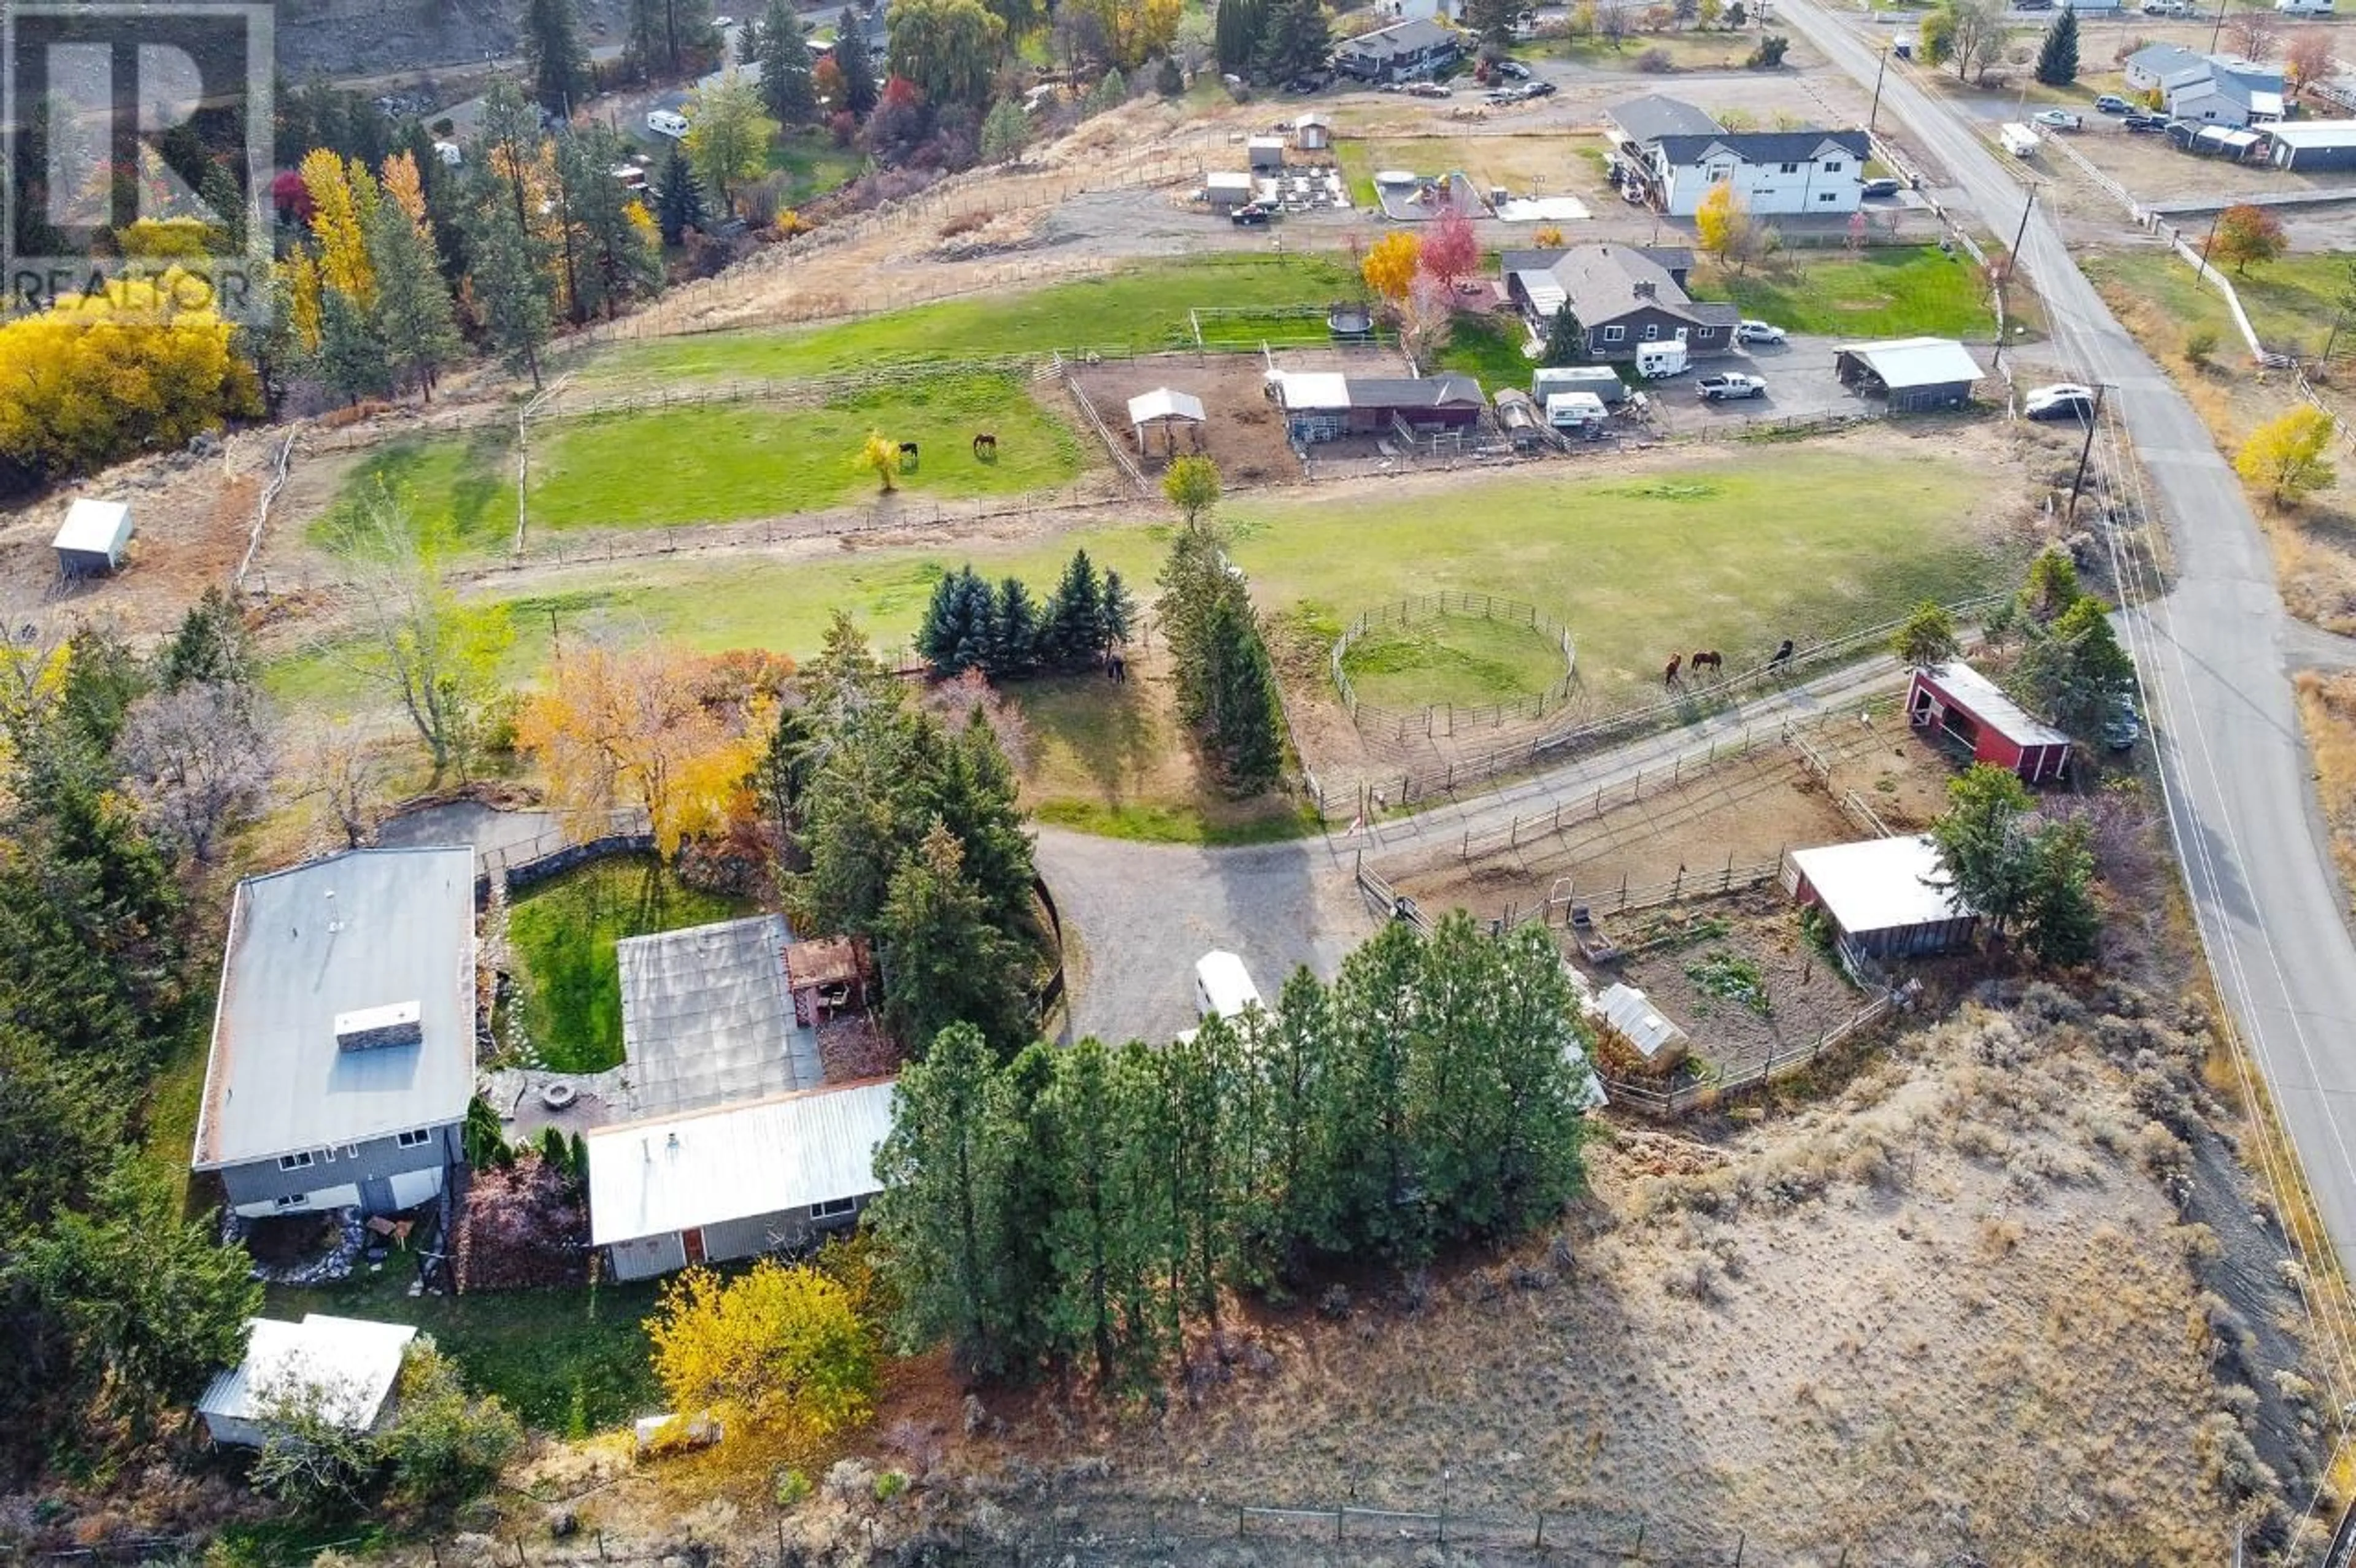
left=1035, top=828, right=1371, bottom=1045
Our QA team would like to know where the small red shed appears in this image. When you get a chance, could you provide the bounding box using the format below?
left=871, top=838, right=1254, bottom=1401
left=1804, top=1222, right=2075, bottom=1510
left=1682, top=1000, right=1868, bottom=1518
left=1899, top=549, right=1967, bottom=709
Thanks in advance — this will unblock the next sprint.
left=1906, top=661, right=2072, bottom=783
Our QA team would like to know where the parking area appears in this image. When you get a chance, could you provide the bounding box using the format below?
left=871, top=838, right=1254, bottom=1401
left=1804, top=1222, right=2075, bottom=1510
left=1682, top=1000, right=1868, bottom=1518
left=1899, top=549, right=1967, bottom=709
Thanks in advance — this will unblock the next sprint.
left=1642, top=335, right=1868, bottom=435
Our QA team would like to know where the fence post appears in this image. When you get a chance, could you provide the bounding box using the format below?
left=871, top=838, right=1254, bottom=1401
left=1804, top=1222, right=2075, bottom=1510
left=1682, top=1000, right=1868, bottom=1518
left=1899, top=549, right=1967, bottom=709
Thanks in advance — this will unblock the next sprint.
left=1632, top=1521, right=1646, bottom=1559
left=1236, top=1507, right=1246, bottom=1538
left=1734, top=1531, right=1746, bottom=1567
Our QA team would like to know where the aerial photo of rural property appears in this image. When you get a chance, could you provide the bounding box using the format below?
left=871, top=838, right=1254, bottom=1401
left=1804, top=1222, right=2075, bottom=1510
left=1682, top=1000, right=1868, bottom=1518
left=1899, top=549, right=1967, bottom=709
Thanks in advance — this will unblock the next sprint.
left=25, top=0, right=2356, bottom=1560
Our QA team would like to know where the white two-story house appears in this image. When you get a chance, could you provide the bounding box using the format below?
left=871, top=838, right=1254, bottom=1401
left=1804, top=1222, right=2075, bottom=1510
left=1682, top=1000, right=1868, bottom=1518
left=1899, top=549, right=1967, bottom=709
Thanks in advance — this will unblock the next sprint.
left=1606, top=94, right=1871, bottom=218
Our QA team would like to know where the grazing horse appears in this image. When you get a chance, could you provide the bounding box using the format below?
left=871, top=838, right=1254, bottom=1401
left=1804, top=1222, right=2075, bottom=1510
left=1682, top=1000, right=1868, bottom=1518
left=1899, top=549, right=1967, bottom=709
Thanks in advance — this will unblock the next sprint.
left=1766, top=637, right=1795, bottom=672
left=898, top=441, right=920, bottom=469
left=972, top=431, right=998, bottom=459
left=1663, top=652, right=1684, bottom=686
left=1690, top=649, right=1722, bottom=677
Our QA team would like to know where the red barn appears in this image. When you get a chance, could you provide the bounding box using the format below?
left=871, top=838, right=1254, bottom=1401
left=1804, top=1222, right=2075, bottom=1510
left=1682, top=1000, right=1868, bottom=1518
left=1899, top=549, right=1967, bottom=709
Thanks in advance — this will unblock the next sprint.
left=1906, top=661, right=2072, bottom=783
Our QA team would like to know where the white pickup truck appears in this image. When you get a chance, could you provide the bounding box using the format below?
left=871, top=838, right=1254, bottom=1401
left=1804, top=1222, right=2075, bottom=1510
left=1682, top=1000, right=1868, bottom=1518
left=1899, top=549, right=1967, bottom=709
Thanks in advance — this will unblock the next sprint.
left=1696, top=372, right=1768, bottom=402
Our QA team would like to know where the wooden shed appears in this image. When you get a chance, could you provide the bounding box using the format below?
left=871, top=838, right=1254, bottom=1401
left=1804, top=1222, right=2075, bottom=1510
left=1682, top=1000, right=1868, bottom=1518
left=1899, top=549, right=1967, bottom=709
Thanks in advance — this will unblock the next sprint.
left=53, top=499, right=132, bottom=576
left=1833, top=337, right=1983, bottom=412
left=1906, top=661, right=2072, bottom=783
left=1293, top=112, right=1333, bottom=152
left=1782, top=835, right=1979, bottom=961
left=784, top=935, right=875, bottom=1028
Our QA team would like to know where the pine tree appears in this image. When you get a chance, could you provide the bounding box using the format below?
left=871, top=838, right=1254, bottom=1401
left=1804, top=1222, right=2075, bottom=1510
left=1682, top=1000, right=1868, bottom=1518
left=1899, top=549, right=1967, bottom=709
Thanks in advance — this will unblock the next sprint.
left=314, top=287, right=391, bottom=404
left=916, top=706, right=1038, bottom=936
left=523, top=0, right=594, bottom=116
left=463, top=195, right=554, bottom=388
left=980, top=97, right=1028, bottom=163
left=161, top=587, right=253, bottom=693
left=1930, top=764, right=2036, bottom=938
left=2034, top=6, right=2079, bottom=86
left=366, top=189, right=463, bottom=402
left=987, top=577, right=1041, bottom=679
left=1325, top=920, right=1427, bottom=1265
left=1214, top=0, right=1267, bottom=74
left=1541, top=304, right=1586, bottom=366
left=656, top=144, right=707, bottom=243
left=839, top=18, right=882, bottom=116
left=875, top=823, right=1034, bottom=1056
left=1205, top=594, right=1282, bottom=793
left=1253, top=0, right=1331, bottom=83
left=1156, top=55, right=1185, bottom=95
left=1041, top=1037, right=1151, bottom=1385
left=869, top=1021, right=1012, bottom=1370
left=990, top=1043, right=1066, bottom=1375
left=556, top=126, right=664, bottom=321
left=1100, top=570, right=1136, bottom=648
left=918, top=565, right=993, bottom=674
left=1044, top=549, right=1104, bottom=669
left=758, top=0, right=822, bottom=122
left=2017, top=818, right=2100, bottom=967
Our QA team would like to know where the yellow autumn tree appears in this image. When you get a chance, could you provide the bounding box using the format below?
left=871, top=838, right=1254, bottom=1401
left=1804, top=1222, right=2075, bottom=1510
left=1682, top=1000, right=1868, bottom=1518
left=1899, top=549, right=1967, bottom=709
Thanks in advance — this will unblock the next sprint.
left=2236, top=405, right=2338, bottom=507
left=380, top=149, right=431, bottom=226
left=1362, top=231, right=1422, bottom=304
left=301, top=148, right=379, bottom=309
left=284, top=249, right=325, bottom=353
left=514, top=641, right=767, bottom=855
left=646, top=1261, right=878, bottom=1450
left=0, top=269, right=262, bottom=479
left=1696, top=180, right=1761, bottom=274
left=857, top=429, right=902, bottom=492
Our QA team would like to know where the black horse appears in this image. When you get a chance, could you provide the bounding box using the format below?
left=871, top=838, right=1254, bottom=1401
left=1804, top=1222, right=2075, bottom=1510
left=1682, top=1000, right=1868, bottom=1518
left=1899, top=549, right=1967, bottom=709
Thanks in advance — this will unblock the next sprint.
left=972, top=431, right=998, bottom=459
left=898, top=441, right=919, bottom=469
left=1766, top=637, right=1795, bottom=672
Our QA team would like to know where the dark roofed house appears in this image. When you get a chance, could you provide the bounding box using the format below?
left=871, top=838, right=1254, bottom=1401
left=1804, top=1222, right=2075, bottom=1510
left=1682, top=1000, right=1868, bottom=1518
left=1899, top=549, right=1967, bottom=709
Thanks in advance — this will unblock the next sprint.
left=1501, top=243, right=1738, bottom=363
left=193, top=847, right=477, bottom=1219
left=1605, top=93, right=1869, bottom=217
left=1334, top=17, right=1462, bottom=82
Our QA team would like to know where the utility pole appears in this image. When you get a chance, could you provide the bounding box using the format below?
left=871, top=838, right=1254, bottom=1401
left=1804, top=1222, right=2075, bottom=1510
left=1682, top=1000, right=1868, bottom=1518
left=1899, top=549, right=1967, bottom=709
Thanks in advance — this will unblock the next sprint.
left=2066, top=383, right=2109, bottom=523
left=1993, top=185, right=2036, bottom=375
left=2197, top=207, right=2225, bottom=277
left=1869, top=44, right=1891, bottom=134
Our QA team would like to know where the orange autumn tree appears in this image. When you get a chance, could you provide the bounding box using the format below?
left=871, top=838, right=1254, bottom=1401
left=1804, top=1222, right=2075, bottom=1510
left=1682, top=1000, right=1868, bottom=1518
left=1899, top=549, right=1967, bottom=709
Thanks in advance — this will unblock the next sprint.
left=514, top=642, right=771, bottom=855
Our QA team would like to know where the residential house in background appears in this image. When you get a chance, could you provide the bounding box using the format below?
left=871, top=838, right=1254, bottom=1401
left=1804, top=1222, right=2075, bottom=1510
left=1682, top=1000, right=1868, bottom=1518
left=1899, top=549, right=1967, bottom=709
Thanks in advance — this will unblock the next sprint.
left=198, top=1315, right=418, bottom=1447
left=191, top=847, right=477, bottom=1218
left=2123, top=45, right=2285, bottom=125
left=1334, top=18, right=1463, bottom=82
left=1606, top=94, right=1869, bottom=217
left=1502, top=244, right=1739, bottom=362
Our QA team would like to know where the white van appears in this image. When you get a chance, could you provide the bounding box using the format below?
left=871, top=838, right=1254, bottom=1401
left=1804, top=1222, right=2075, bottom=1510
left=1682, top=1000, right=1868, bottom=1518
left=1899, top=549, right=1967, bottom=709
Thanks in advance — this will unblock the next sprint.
left=2277, top=0, right=2333, bottom=15
left=1193, top=950, right=1264, bottom=1022
left=1634, top=340, right=1689, bottom=379
left=1998, top=121, right=2042, bottom=158
left=647, top=109, right=690, bottom=139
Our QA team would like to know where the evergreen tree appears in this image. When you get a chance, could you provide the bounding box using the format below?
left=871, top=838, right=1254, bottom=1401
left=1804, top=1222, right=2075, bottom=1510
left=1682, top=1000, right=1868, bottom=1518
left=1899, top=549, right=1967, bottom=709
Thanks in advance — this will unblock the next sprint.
left=839, top=20, right=882, bottom=115
left=556, top=126, right=666, bottom=321
left=467, top=82, right=557, bottom=387
left=915, top=707, right=1039, bottom=936
left=1156, top=54, right=1186, bottom=94
left=1893, top=599, right=1961, bottom=669
left=523, top=0, right=594, bottom=117
left=918, top=565, right=994, bottom=674
left=1541, top=303, right=1586, bottom=366
left=980, top=97, right=1029, bottom=163
left=1205, top=593, right=1283, bottom=793
left=875, top=822, right=1034, bottom=1056
left=1242, top=966, right=1339, bottom=1280
left=314, top=287, right=391, bottom=404
left=1463, top=0, right=1529, bottom=50
left=758, top=0, right=822, bottom=123
left=1042, top=1037, right=1150, bottom=1385
left=656, top=144, right=708, bottom=244
left=989, top=1043, right=1066, bottom=1375
left=1214, top=0, right=1268, bottom=74
left=869, top=1022, right=1012, bottom=1370
left=161, top=587, right=254, bottom=693
left=1252, top=0, right=1331, bottom=83
left=2017, top=818, right=2101, bottom=968
left=1044, top=549, right=1104, bottom=668
left=1930, top=764, right=2037, bottom=938
left=2015, top=594, right=2135, bottom=740
left=1101, top=569, right=1137, bottom=647
left=1158, top=515, right=1231, bottom=731
left=2034, top=6, right=2079, bottom=86
left=366, top=193, right=463, bottom=401
left=626, top=0, right=669, bottom=79
left=987, top=576, right=1041, bottom=678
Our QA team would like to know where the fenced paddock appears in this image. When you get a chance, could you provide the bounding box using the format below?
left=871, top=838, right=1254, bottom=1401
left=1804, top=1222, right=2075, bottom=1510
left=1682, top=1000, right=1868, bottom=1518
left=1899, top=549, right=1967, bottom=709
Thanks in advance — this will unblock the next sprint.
left=1332, top=591, right=1577, bottom=743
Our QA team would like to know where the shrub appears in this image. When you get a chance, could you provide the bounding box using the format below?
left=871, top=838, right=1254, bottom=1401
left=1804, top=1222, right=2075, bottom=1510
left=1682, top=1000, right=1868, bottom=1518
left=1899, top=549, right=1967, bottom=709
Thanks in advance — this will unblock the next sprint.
left=2184, top=324, right=2220, bottom=365
left=1635, top=45, right=1674, bottom=71
left=1746, top=32, right=1789, bottom=67
left=776, top=1467, right=814, bottom=1507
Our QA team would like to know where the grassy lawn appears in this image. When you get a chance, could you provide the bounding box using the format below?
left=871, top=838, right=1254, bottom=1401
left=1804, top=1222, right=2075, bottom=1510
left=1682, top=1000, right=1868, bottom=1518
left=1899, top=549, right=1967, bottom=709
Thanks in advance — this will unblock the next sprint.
left=766, top=128, right=865, bottom=206
left=1012, top=665, right=1322, bottom=844
left=306, top=433, right=516, bottom=555
left=1341, top=610, right=1568, bottom=710
left=1522, top=31, right=1764, bottom=70
left=2082, top=247, right=2348, bottom=358
left=1690, top=246, right=1996, bottom=339
left=268, top=1265, right=663, bottom=1436
left=525, top=374, right=1087, bottom=530
left=577, top=255, right=1361, bottom=385
left=273, top=441, right=2023, bottom=726
left=1194, top=306, right=1388, bottom=349
left=1436, top=311, right=1535, bottom=393
left=506, top=858, right=758, bottom=1072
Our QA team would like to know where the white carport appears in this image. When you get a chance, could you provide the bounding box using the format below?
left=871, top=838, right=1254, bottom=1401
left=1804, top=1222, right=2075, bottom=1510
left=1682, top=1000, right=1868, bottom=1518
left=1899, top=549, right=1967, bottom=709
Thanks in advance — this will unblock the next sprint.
left=1127, top=386, right=1207, bottom=455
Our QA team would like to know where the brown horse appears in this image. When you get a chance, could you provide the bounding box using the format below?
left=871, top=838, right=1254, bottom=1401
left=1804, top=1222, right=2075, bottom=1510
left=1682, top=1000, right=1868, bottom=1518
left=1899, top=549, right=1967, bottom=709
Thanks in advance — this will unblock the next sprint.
left=972, top=431, right=998, bottom=459
left=1663, top=652, right=1683, bottom=686
left=1690, top=650, right=1722, bottom=676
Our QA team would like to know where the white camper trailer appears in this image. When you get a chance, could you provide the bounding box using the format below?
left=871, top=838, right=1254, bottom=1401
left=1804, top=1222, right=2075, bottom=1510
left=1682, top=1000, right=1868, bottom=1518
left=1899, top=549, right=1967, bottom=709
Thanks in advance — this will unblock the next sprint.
left=1634, top=340, right=1690, bottom=379
left=1193, top=950, right=1264, bottom=1021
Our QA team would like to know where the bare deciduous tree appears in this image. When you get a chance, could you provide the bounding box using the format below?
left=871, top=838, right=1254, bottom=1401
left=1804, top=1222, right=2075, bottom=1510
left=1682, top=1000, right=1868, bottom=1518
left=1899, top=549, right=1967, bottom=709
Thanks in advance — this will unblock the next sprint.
left=293, top=719, right=389, bottom=851
left=2227, top=1, right=2280, bottom=60
left=117, top=683, right=274, bottom=862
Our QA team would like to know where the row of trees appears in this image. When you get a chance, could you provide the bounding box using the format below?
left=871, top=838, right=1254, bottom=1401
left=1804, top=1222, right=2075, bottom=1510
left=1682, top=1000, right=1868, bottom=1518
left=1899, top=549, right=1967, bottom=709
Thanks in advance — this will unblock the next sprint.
left=1157, top=460, right=1285, bottom=795
left=871, top=916, right=1596, bottom=1386
left=283, top=80, right=666, bottom=402
left=1931, top=764, right=2101, bottom=967
left=1214, top=0, right=1334, bottom=83
left=0, top=607, right=287, bottom=1478
left=917, top=550, right=1139, bottom=680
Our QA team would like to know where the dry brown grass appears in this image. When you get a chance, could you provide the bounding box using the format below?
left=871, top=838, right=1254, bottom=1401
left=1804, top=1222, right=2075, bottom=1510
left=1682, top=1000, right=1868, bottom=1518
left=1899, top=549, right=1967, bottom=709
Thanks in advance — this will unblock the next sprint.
left=2298, top=669, right=2356, bottom=901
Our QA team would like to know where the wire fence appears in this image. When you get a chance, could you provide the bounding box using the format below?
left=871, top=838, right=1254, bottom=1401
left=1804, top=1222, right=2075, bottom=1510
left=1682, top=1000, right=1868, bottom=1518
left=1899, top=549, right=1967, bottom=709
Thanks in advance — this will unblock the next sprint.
left=233, top=431, right=298, bottom=592
left=1308, top=590, right=2010, bottom=822
left=1332, top=592, right=1577, bottom=742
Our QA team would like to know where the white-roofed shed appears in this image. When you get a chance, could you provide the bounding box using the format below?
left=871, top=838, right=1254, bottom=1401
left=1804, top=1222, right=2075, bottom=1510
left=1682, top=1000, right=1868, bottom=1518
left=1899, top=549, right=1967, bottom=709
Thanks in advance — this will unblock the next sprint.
left=198, top=1314, right=417, bottom=1448
left=53, top=499, right=133, bottom=575
left=1783, top=834, right=1978, bottom=960
left=1128, top=386, right=1207, bottom=455
left=587, top=1080, right=897, bottom=1280
left=1833, top=337, right=1984, bottom=411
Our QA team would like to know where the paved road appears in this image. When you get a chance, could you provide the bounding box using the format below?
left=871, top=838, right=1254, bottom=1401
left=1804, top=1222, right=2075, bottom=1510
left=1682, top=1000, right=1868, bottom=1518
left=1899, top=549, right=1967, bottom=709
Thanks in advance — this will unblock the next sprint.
left=1777, top=0, right=2356, bottom=1283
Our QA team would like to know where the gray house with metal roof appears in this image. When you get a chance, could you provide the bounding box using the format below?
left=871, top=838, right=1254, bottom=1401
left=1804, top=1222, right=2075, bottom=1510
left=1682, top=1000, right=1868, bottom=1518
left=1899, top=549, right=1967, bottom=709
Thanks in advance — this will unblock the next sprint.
left=193, top=847, right=478, bottom=1218
left=1501, top=244, right=1739, bottom=361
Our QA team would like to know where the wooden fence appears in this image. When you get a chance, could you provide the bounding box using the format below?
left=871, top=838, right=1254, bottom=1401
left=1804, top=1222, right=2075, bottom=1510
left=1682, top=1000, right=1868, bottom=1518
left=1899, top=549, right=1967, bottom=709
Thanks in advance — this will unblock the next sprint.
left=1331, top=592, right=1577, bottom=743
left=1049, top=351, right=1149, bottom=494
left=1599, top=985, right=1904, bottom=1118
left=233, top=432, right=297, bottom=591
